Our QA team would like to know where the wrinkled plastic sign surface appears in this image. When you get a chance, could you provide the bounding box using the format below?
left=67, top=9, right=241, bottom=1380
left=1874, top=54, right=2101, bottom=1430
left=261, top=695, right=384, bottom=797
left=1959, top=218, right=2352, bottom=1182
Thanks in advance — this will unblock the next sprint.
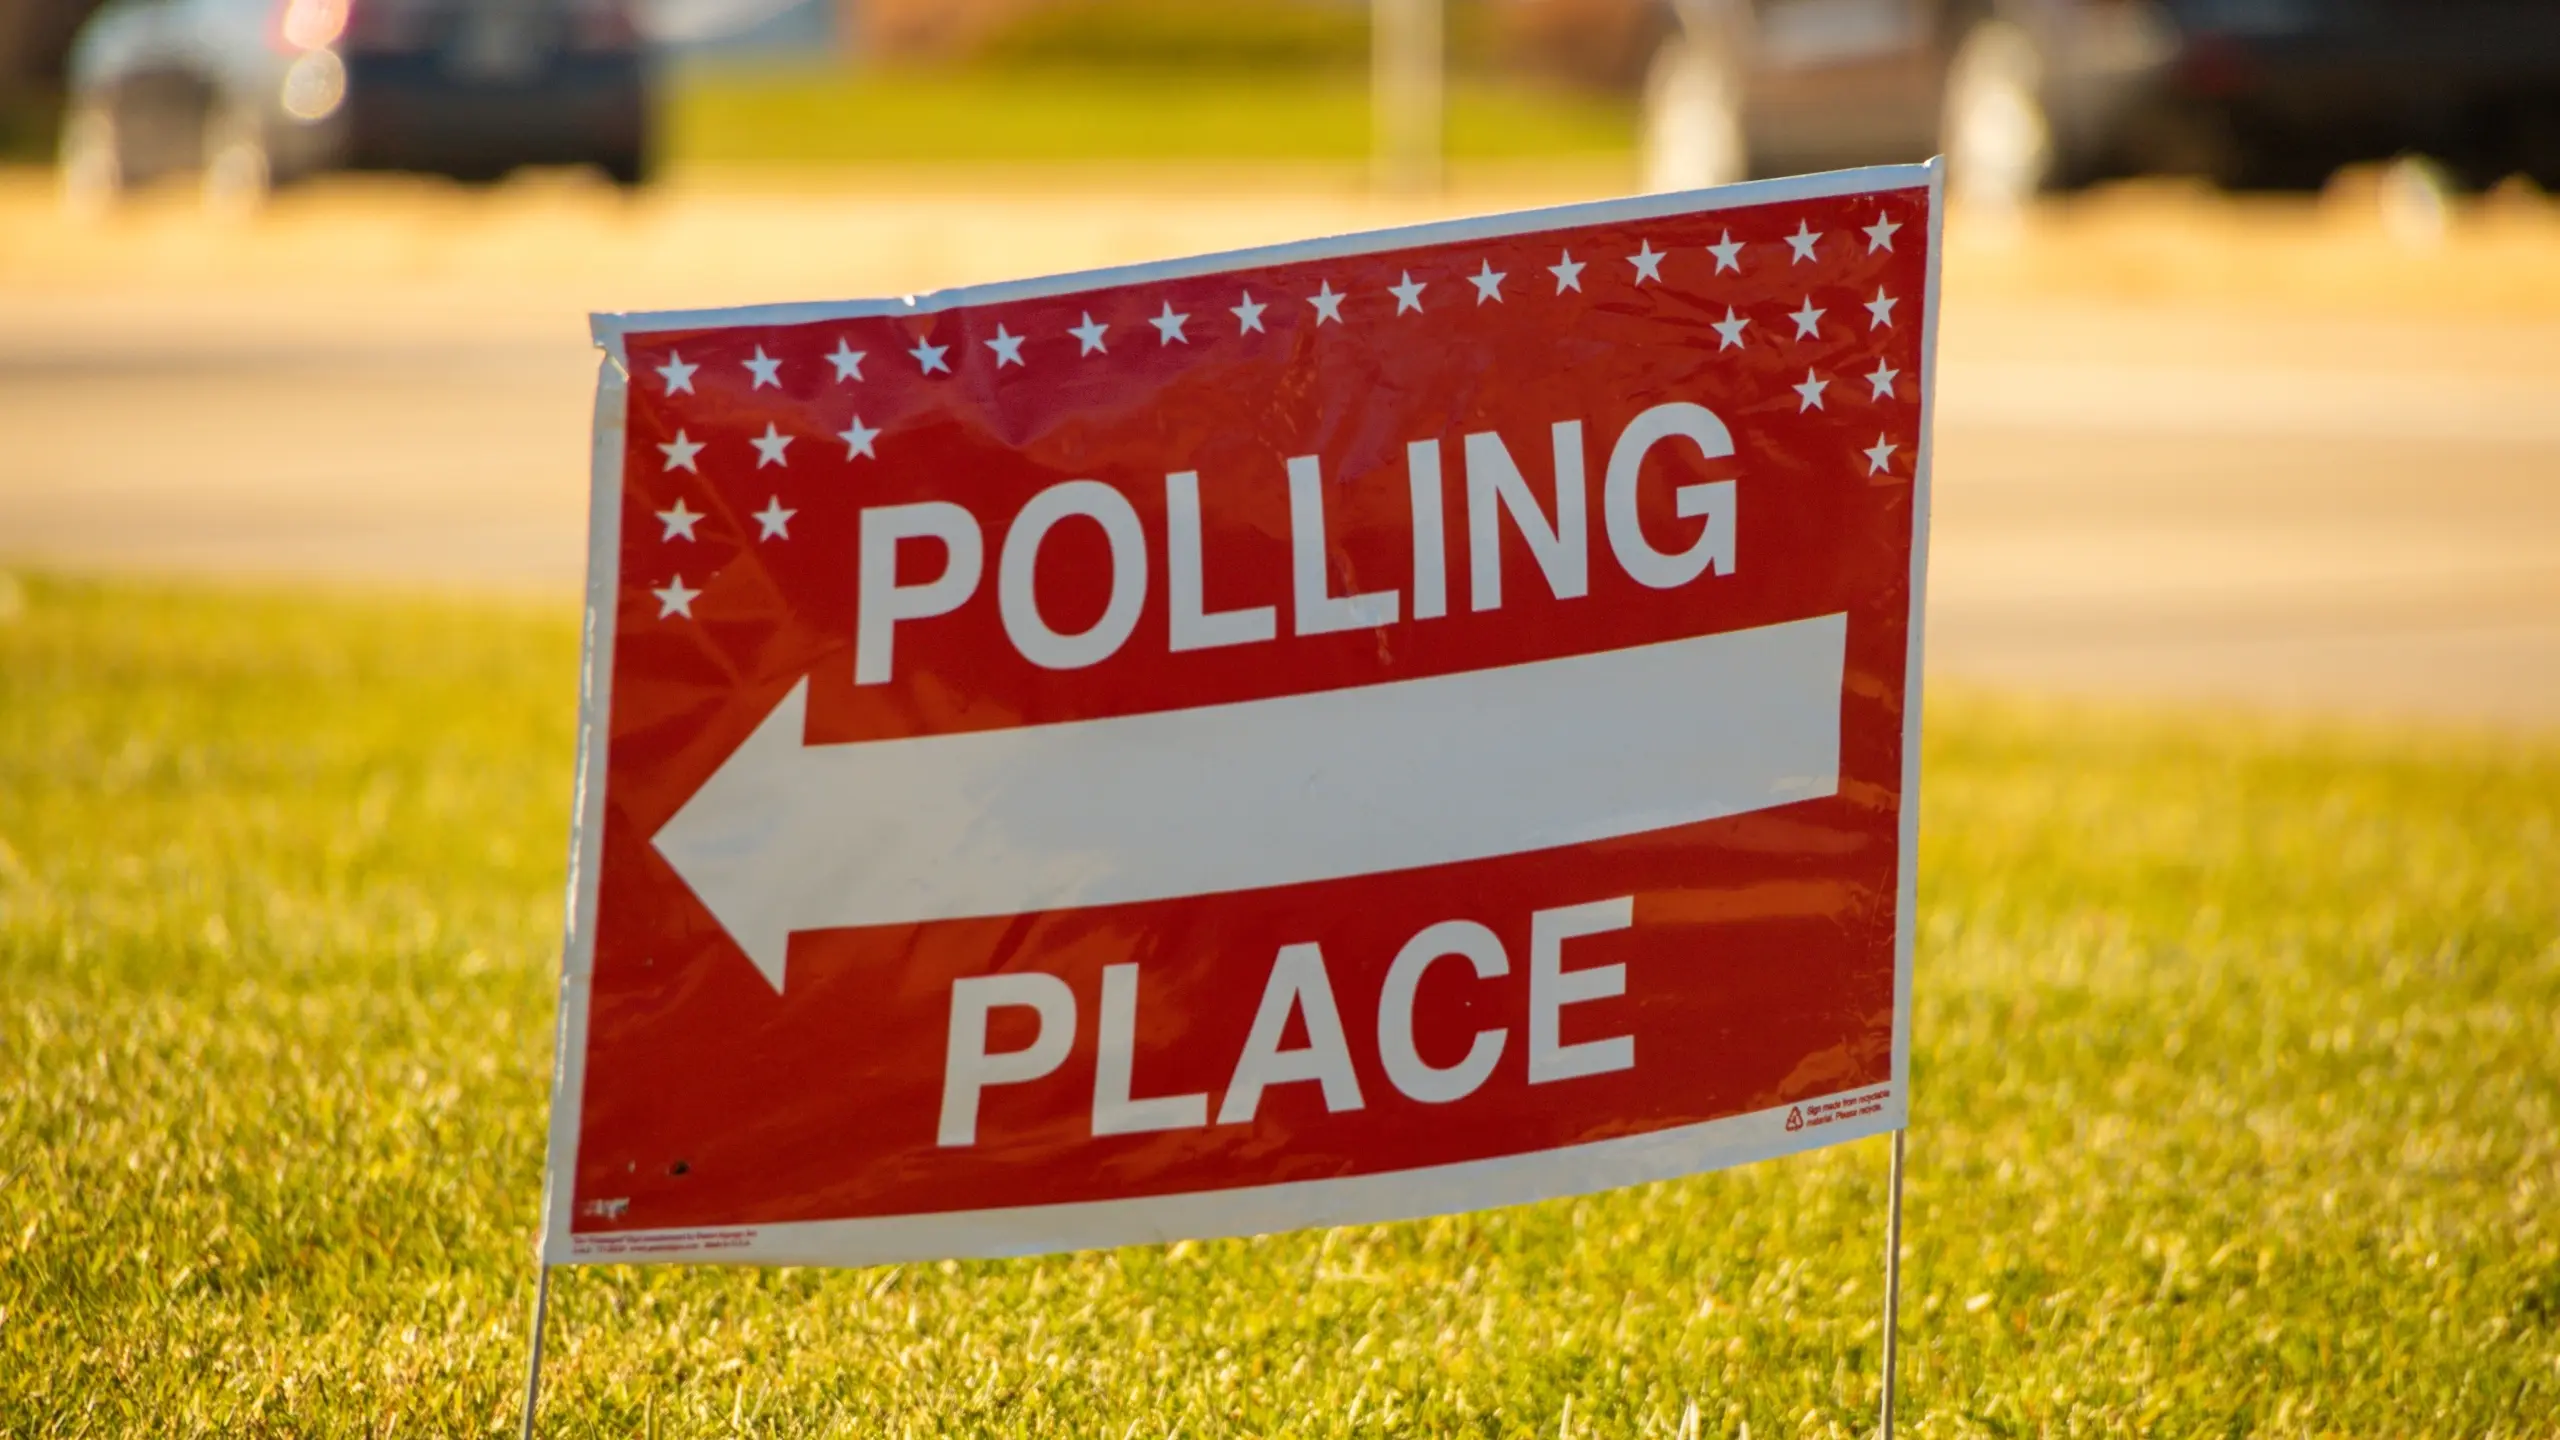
left=543, top=165, right=1938, bottom=1267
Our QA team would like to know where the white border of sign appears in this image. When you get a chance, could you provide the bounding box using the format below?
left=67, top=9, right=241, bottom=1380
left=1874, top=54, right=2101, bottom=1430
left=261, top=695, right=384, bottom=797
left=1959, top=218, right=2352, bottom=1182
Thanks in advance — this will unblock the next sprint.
left=540, top=160, right=1940, bottom=1268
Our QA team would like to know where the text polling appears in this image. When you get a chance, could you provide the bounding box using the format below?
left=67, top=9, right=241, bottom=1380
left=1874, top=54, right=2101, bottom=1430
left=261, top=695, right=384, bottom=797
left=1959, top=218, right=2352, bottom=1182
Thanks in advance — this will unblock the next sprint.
left=854, top=403, right=1739, bottom=684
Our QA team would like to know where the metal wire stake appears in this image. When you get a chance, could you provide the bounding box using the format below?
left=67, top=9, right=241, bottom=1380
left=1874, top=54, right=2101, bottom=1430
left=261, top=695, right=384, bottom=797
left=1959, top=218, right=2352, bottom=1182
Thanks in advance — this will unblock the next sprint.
left=1879, top=1128, right=1908, bottom=1440
left=519, top=1262, right=552, bottom=1440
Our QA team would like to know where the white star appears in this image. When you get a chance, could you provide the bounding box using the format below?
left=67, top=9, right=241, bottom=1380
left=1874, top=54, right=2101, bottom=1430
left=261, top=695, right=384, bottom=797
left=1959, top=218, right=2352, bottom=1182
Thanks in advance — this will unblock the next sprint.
left=1711, top=307, right=1750, bottom=350
left=657, top=430, right=703, bottom=473
left=750, top=423, right=792, bottom=468
left=837, top=414, right=880, bottom=459
left=1231, top=291, right=1267, bottom=334
left=1787, top=221, right=1823, bottom=263
left=1864, top=213, right=1901, bottom=253
left=1308, top=281, right=1346, bottom=325
left=1865, top=288, right=1899, bottom=329
left=656, top=498, right=702, bottom=542
left=1389, top=272, right=1427, bottom=314
left=1791, top=297, right=1826, bottom=339
left=1865, top=436, right=1899, bottom=474
left=1467, top=260, right=1506, bottom=304
left=825, top=339, right=865, bottom=382
left=1150, top=301, right=1190, bottom=345
left=655, top=351, right=697, bottom=395
left=1866, top=359, right=1901, bottom=400
left=1795, top=370, right=1830, bottom=411
left=1627, top=240, right=1666, bottom=284
left=1068, top=312, right=1110, bottom=355
left=1706, top=230, right=1744, bottom=273
left=652, top=576, right=699, bottom=619
left=743, top=346, right=782, bottom=389
left=985, top=324, right=1026, bottom=368
left=753, top=495, right=796, bottom=540
left=909, top=337, right=950, bottom=375
left=1549, top=251, right=1585, bottom=292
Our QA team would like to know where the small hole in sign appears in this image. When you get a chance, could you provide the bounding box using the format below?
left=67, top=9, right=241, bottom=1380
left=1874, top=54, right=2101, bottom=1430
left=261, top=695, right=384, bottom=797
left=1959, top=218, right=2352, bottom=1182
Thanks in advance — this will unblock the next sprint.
left=669, top=1160, right=690, bottom=1176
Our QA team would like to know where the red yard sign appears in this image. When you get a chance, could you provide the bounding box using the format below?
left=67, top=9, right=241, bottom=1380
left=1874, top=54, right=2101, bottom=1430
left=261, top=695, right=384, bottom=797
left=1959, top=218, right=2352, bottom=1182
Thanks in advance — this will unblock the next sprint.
left=541, top=165, right=1938, bottom=1267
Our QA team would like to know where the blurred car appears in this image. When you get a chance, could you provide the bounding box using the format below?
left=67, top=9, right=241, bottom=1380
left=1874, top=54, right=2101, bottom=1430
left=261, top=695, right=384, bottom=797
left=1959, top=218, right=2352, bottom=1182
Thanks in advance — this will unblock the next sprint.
left=59, top=0, right=653, bottom=211
left=1577, top=0, right=2560, bottom=200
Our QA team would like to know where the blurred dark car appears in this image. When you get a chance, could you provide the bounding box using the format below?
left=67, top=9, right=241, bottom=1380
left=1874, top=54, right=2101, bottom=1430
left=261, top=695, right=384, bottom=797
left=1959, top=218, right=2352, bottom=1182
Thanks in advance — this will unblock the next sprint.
left=60, top=0, right=653, bottom=210
left=1572, top=0, right=2560, bottom=199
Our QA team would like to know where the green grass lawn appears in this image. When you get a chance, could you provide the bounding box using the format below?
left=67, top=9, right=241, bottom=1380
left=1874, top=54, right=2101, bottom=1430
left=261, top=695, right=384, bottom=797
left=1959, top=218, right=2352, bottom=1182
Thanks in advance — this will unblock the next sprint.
left=2, top=572, right=2556, bottom=1437
left=664, top=68, right=1637, bottom=168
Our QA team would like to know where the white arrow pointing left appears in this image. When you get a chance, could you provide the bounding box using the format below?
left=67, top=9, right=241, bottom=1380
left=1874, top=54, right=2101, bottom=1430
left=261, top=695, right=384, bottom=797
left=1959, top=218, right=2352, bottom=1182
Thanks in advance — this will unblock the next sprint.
left=651, top=614, right=1848, bottom=991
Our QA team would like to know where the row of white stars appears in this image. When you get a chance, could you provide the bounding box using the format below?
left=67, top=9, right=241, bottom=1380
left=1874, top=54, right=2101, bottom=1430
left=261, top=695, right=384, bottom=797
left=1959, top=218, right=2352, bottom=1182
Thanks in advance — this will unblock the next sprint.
left=651, top=495, right=793, bottom=543
left=649, top=346, right=1905, bottom=484
left=650, top=215, right=1906, bottom=394
left=651, top=419, right=872, bottom=474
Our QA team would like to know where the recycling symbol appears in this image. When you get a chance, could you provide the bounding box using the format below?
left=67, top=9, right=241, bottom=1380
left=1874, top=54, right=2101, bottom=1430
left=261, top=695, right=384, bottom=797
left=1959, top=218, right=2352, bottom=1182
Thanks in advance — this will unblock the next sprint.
left=1784, top=1105, right=1804, bottom=1132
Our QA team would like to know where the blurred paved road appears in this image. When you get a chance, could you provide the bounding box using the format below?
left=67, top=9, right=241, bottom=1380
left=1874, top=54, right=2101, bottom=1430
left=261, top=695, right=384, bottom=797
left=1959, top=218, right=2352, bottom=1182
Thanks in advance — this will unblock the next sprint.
left=1926, top=304, right=2560, bottom=729
left=4, top=178, right=2557, bottom=729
